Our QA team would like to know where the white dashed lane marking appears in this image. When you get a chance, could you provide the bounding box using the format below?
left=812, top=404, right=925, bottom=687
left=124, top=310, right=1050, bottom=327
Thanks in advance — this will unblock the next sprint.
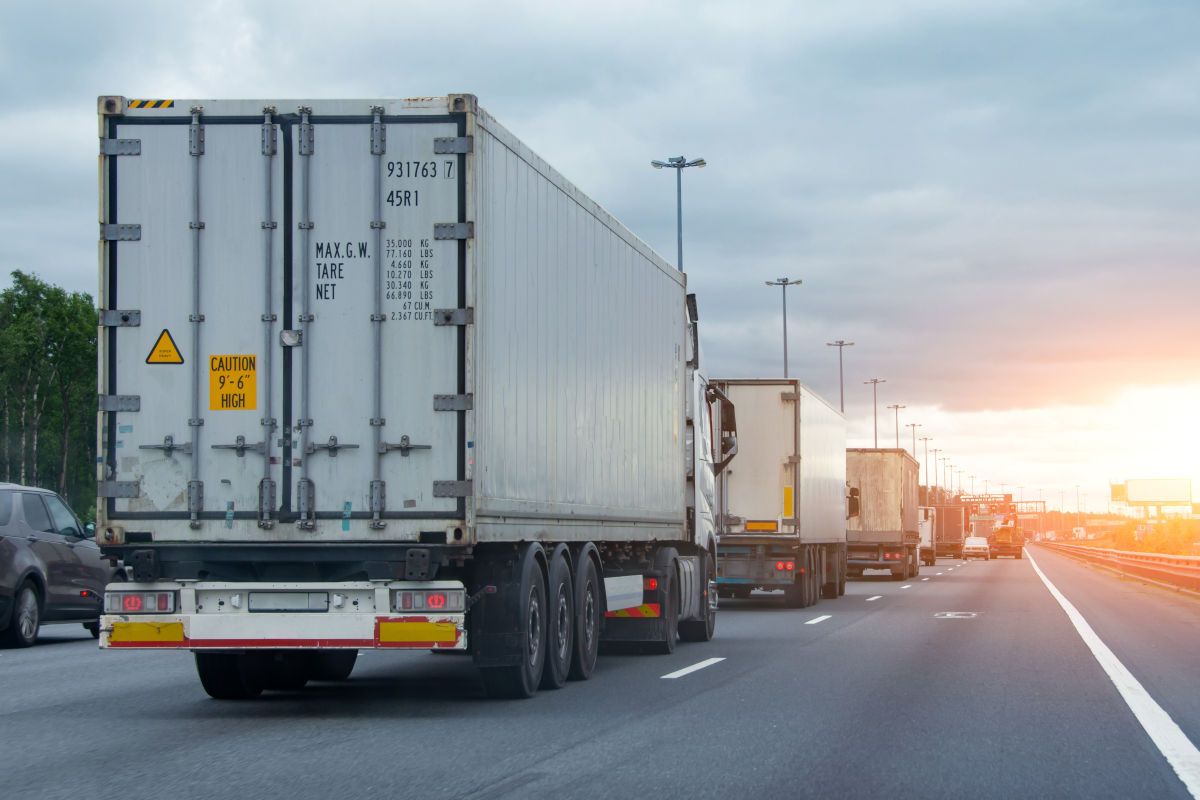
left=805, top=615, right=831, bottom=625
left=866, top=595, right=883, bottom=602
left=900, top=585, right=912, bottom=589
left=661, top=657, right=726, bottom=680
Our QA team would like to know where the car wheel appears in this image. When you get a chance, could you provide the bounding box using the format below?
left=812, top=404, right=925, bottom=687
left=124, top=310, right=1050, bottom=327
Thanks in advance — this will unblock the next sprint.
left=1, top=582, right=40, bottom=648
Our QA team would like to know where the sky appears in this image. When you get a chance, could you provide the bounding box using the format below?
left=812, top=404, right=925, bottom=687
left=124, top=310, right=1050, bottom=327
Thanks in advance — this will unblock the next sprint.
left=2, top=0, right=1198, bottom=513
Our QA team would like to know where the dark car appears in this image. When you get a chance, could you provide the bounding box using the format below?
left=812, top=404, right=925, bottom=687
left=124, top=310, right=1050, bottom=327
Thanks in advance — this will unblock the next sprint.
left=0, top=483, right=124, bottom=647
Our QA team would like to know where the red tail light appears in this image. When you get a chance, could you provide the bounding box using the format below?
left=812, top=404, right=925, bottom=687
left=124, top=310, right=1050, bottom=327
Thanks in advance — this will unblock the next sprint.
left=644, top=577, right=659, bottom=591
left=426, top=592, right=447, bottom=610
left=123, top=594, right=144, bottom=612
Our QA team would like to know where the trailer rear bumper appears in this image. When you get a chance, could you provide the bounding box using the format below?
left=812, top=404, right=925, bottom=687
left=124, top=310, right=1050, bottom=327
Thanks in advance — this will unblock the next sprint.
left=98, top=580, right=467, bottom=651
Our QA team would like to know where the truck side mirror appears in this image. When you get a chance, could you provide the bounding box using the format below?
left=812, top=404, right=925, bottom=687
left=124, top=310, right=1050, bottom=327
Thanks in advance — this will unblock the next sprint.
left=847, top=487, right=861, bottom=519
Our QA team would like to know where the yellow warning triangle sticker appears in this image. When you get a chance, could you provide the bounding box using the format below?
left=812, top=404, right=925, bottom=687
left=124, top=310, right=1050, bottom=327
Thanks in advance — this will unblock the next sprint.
left=145, top=328, right=184, bottom=364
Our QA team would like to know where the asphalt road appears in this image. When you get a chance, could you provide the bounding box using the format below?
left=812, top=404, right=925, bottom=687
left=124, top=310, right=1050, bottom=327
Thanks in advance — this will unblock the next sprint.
left=2, top=546, right=1197, bottom=800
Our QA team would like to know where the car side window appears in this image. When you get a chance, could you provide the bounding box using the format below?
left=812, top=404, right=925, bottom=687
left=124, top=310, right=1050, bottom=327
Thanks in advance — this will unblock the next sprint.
left=43, top=494, right=83, bottom=538
left=21, top=493, right=55, bottom=534
left=0, top=490, right=13, bottom=526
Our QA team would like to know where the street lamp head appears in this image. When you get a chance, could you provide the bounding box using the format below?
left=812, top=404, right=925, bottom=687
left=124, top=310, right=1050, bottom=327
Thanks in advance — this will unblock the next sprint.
left=687, top=158, right=707, bottom=168
left=669, top=156, right=686, bottom=165
left=651, top=160, right=667, bottom=169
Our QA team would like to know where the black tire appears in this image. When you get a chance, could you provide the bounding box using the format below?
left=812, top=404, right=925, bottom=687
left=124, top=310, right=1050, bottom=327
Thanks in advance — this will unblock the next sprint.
left=1, top=582, right=40, bottom=648
left=679, top=549, right=716, bottom=642
left=568, top=554, right=601, bottom=681
left=84, top=620, right=100, bottom=639
left=310, top=650, right=358, bottom=681
left=195, top=652, right=265, bottom=700
left=260, top=652, right=311, bottom=691
left=539, top=547, right=573, bottom=690
left=480, top=545, right=548, bottom=699
left=783, top=574, right=808, bottom=608
left=1015, top=551, right=1023, bottom=560
left=892, top=569, right=906, bottom=581
left=821, top=548, right=838, bottom=600
left=837, top=549, right=847, bottom=597
left=643, top=548, right=679, bottom=655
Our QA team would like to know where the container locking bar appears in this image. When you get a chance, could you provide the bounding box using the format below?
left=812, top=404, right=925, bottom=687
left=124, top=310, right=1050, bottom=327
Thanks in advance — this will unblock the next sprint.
left=297, top=106, right=316, bottom=528
left=186, top=105, right=206, bottom=529
left=306, top=436, right=359, bottom=457
left=369, top=105, right=389, bottom=530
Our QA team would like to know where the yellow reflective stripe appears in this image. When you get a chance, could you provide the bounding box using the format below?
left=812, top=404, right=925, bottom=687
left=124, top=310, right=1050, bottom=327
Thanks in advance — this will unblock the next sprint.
left=109, top=621, right=185, bottom=643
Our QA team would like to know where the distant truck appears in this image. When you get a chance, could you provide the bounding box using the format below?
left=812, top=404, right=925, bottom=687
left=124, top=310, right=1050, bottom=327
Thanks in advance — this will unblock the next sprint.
left=933, top=504, right=965, bottom=559
left=918, top=506, right=937, bottom=566
left=988, top=516, right=1025, bottom=559
left=712, top=380, right=848, bottom=608
left=846, top=449, right=920, bottom=580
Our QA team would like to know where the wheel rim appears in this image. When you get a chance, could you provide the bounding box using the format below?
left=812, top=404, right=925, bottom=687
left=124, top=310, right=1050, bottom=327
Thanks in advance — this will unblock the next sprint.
left=582, top=580, right=596, bottom=652
left=17, top=589, right=37, bottom=641
left=554, top=584, right=570, bottom=663
left=527, top=588, right=542, bottom=668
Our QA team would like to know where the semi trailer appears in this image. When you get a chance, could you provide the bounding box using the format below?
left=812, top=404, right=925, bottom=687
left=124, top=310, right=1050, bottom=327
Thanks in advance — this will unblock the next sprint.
left=918, top=506, right=937, bottom=566
left=933, top=504, right=966, bottom=559
left=846, top=449, right=920, bottom=580
left=711, top=380, right=847, bottom=607
left=93, top=94, right=737, bottom=699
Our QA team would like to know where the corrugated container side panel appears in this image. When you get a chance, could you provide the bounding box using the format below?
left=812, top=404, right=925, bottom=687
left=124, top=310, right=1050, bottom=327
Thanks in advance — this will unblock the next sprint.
left=798, top=386, right=847, bottom=544
left=472, top=119, right=685, bottom=527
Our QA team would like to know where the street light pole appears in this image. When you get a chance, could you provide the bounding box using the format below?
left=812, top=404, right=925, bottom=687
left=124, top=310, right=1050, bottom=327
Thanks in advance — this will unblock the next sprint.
left=920, top=436, right=932, bottom=502
left=864, top=378, right=886, bottom=447
left=650, top=155, right=706, bottom=271
left=825, top=340, right=855, bottom=412
left=931, top=448, right=942, bottom=499
left=887, top=404, right=906, bottom=448
left=765, top=278, right=801, bottom=379
left=906, top=422, right=921, bottom=456
left=969, top=475, right=975, bottom=495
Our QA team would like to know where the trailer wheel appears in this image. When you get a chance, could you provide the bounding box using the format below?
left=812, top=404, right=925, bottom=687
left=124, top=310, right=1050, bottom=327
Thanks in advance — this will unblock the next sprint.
left=539, top=546, right=574, bottom=690
left=820, top=548, right=838, bottom=600
left=679, top=549, right=716, bottom=642
left=310, top=650, right=358, bottom=681
left=568, top=553, right=601, bottom=681
left=480, top=544, right=548, bottom=699
left=783, top=561, right=809, bottom=608
left=1014, top=550, right=1023, bottom=560
left=195, top=653, right=264, bottom=700
left=643, top=548, right=680, bottom=655
left=837, top=548, right=847, bottom=596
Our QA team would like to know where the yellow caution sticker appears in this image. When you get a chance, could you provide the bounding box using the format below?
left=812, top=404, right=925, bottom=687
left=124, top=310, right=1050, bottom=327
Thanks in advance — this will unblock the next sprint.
left=209, top=354, right=257, bottom=411
left=145, top=329, right=184, bottom=364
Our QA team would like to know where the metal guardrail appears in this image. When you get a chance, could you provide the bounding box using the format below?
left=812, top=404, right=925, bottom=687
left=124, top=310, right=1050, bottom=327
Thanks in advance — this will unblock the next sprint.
left=1035, top=542, right=1200, bottom=595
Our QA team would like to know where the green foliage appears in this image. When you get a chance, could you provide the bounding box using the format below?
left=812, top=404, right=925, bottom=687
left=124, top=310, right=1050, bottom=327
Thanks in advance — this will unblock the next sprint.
left=0, top=271, right=96, bottom=519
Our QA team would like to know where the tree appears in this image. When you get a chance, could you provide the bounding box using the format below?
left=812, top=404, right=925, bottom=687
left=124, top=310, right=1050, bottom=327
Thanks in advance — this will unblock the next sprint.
left=0, top=272, right=97, bottom=517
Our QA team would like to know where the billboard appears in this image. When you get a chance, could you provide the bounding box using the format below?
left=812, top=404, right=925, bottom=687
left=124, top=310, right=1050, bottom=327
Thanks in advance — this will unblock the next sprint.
left=1123, top=478, right=1192, bottom=505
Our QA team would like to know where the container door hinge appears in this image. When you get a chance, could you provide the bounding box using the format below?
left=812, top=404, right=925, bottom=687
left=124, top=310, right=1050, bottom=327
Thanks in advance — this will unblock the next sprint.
left=297, top=479, right=315, bottom=529
left=187, top=480, right=203, bottom=517
left=370, top=480, right=386, bottom=515
left=433, top=480, right=472, bottom=498
left=102, top=223, right=141, bottom=241
left=100, top=309, right=141, bottom=327
left=98, top=481, right=139, bottom=499
left=434, top=222, right=474, bottom=240
left=433, top=308, right=473, bottom=326
left=258, top=478, right=277, bottom=528
left=101, top=138, right=141, bottom=156
left=99, top=394, right=140, bottom=412
left=780, top=392, right=798, bottom=402
left=434, top=136, right=473, bottom=154
left=434, top=394, right=473, bottom=411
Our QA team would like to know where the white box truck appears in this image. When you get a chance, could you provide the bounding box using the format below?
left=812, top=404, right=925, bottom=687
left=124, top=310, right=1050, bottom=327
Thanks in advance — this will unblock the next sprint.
left=93, top=94, right=737, bottom=699
left=710, top=380, right=847, bottom=607
left=846, top=449, right=921, bottom=580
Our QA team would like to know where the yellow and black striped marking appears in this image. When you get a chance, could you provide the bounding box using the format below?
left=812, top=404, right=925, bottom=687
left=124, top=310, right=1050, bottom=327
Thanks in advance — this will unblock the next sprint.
left=127, top=99, right=175, bottom=109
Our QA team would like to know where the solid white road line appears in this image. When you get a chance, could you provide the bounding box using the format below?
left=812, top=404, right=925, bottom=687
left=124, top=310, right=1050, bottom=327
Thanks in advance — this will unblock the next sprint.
left=661, top=657, right=726, bottom=680
left=805, top=615, right=831, bottom=625
left=900, top=585, right=912, bottom=589
left=866, top=595, right=883, bottom=602
left=1027, top=550, right=1200, bottom=797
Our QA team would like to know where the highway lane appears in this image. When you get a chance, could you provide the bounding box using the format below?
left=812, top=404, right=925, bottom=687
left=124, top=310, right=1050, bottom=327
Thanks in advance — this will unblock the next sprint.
left=1, top=555, right=1195, bottom=799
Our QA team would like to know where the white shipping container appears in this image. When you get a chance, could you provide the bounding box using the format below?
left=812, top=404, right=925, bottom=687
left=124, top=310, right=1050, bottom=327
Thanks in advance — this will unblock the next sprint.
left=713, top=380, right=846, bottom=544
left=96, top=95, right=687, bottom=545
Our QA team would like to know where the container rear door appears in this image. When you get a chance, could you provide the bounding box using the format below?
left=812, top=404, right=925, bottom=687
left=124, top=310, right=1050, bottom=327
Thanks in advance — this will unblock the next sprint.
left=102, top=107, right=465, bottom=534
